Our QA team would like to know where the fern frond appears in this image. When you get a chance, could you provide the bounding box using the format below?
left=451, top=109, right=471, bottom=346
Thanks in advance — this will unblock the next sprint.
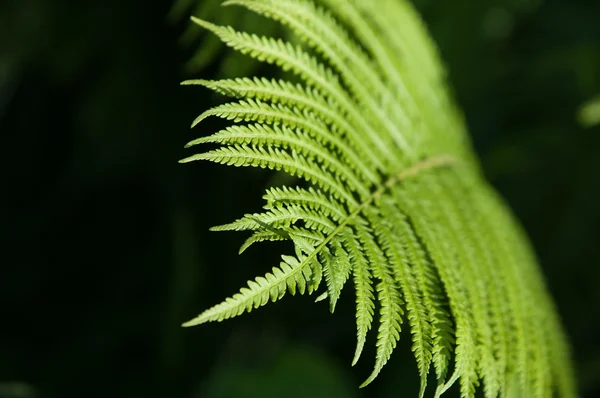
left=211, top=207, right=335, bottom=234
left=183, top=254, right=313, bottom=326
left=359, top=214, right=404, bottom=387
left=392, top=177, right=480, bottom=397
left=378, top=198, right=433, bottom=397
left=393, top=203, right=454, bottom=385
left=182, top=77, right=380, bottom=184
left=322, top=240, right=353, bottom=312
left=186, top=123, right=370, bottom=196
left=183, top=145, right=357, bottom=204
left=181, top=1, right=576, bottom=397
left=238, top=230, right=288, bottom=254
left=342, top=227, right=375, bottom=366
left=190, top=16, right=396, bottom=169
left=263, top=186, right=348, bottom=222
left=224, top=0, right=414, bottom=157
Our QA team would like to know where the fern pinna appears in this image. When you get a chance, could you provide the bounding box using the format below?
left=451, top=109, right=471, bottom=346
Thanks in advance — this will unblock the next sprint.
left=180, top=0, right=576, bottom=397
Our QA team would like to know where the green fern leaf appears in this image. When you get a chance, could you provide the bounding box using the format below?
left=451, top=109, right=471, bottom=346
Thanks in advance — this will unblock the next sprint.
left=180, top=1, right=577, bottom=397
left=342, top=227, right=375, bottom=366
left=183, top=254, right=313, bottom=326
left=378, top=197, right=433, bottom=397
left=358, top=212, right=405, bottom=388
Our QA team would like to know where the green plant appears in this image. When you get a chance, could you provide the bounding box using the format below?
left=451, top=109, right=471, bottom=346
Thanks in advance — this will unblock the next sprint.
left=180, top=0, right=577, bottom=397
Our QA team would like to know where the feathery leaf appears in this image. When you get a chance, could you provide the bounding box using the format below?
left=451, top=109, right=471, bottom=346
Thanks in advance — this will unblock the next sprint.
left=181, top=1, right=576, bottom=396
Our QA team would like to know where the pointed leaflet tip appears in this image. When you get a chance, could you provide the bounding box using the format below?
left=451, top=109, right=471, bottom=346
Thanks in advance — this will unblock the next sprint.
left=191, top=114, right=204, bottom=129
left=419, top=372, right=429, bottom=398
left=329, top=295, right=338, bottom=313
left=182, top=318, right=200, bottom=327
left=314, top=292, right=328, bottom=303
left=181, top=79, right=210, bottom=86
left=239, top=237, right=254, bottom=254
left=183, top=138, right=203, bottom=148
left=189, top=16, right=215, bottom=31
left=179, top=153, right=205, bottom=164
left=191, top=110, right=214, bottom=128
left=351, top=339, right=365, bottom=367
left=418, top=377, right=427, bottom=398
left=359, top=366, right=382, bottom=389
left=434, top=372, right=458, bottom=398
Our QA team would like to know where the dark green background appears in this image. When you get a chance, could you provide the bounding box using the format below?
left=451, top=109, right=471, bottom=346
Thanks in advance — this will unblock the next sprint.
left=1, top=0, right=599, bottom=397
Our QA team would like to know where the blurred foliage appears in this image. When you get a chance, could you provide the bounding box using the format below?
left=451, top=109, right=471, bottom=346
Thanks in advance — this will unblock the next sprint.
left=0, top=0, right=598, bottom=397
left=578, top=95, right=600, bottom=127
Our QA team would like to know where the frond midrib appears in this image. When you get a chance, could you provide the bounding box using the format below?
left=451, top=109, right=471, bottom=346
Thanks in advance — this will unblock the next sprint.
left=296, top=154, right=456, bottom=292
